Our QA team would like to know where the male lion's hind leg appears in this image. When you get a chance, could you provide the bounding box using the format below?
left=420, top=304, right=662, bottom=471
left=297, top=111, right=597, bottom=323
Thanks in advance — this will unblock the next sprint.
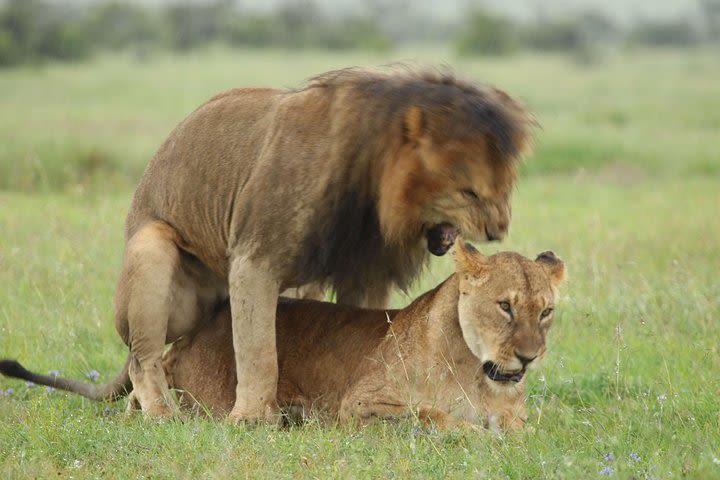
left=115, top=221, right=187, bottom=417
left=125, top=390, right=141, bottom=414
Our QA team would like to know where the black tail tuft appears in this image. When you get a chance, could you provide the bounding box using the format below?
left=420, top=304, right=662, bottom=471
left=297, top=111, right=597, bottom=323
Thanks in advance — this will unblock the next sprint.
left=0, top=359, right=32, bottom=380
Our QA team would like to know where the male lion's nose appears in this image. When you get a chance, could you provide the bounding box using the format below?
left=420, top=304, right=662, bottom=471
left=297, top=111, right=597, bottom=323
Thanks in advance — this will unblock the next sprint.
left=515, top=352, right=537, bottom=368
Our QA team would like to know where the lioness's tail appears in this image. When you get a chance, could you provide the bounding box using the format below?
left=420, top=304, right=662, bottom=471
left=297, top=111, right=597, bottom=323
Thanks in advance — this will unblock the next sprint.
left=0, top=355, right=132, bottom=402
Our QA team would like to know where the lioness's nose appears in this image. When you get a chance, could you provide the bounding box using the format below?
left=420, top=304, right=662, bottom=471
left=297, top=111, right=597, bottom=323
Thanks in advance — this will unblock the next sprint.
left=515, top=352, right=537, bottom=368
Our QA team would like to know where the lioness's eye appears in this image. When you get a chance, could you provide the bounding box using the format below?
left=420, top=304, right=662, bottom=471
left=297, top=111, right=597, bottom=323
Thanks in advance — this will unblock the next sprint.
left=462, top=189, right=479, bottom=200
left=498, top=301, right=512, bottom=313
left=540, top=308, right=554, bottom=319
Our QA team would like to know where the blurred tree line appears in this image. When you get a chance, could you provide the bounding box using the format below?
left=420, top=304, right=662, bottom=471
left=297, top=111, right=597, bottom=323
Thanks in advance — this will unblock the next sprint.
left=457, top=0, right=720, bottom=57
left=1, top=0, right=719, bottom=67
left=0, top=0, right=391, bottom=66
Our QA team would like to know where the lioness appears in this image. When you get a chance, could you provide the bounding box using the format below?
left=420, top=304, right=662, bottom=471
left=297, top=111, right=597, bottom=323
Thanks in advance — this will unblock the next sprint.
left=34, top=67, right=536, bottom=422
left=1, top=244, right=564, bottom=431
left=163, top=244, right=565, bottom=429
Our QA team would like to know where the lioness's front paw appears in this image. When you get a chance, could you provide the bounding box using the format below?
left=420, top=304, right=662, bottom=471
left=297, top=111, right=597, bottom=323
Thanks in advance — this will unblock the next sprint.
left=459, top=420, right=484, bottom=433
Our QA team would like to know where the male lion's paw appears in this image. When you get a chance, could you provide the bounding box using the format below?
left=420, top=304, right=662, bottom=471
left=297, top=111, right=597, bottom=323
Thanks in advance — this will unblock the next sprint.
left=144, top=402, right=175, bottom=418
left=228, top=402, right=281, bottom=426
left=124, top=391, right=141, bottom=415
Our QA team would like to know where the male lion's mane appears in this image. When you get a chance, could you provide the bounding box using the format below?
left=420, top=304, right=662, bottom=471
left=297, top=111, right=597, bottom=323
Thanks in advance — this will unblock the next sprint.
left=288, top=66, right=534, bottom=294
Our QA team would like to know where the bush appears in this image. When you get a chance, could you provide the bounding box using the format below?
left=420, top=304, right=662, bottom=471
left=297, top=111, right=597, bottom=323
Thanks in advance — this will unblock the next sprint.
left=82, top=2, right=167, bottom=50
left=0, top=28, right=20, bottom=66
left=0, top=0, right=92, bottom=64
left=455, top=10, right=518, bottom=56
left=520, top=11, right=617, bottom=53
left=313, top=17, right=392, bottom=52
left=223, top=14, right=275, bottom=47
left=165, top=1, right=232, bottom=50
left=222, top=6, right=391, bottom=52
left=35, top=21, right=91, bottom=61
left=629, top=19, right=702, bottom=47
left=522, top=20, right=585, bottom=51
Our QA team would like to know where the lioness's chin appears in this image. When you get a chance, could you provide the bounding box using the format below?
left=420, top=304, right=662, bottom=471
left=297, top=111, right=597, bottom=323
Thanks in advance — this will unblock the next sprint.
left=425, top=223, right=459, bottom=256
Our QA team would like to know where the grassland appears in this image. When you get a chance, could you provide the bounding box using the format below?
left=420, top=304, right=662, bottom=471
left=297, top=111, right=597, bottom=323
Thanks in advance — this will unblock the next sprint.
left=1, top=47, right=719, bottom=478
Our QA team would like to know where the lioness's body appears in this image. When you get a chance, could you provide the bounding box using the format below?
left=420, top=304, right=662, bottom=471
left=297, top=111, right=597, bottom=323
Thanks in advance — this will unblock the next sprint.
left=163, top=246, right=565, bottom=430
left=164, top=285, right=520, bottom=428
left=113, top=68, right=533, bottom=420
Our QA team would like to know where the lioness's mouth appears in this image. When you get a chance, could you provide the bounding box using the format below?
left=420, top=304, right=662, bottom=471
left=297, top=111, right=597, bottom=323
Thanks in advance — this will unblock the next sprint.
left=482, top=361, right=525, bottom=383
left=426, top=223, right=459, bottom=256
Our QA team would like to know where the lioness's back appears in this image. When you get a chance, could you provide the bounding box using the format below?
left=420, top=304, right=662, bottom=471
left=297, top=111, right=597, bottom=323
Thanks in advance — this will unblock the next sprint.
left=167, top=298, right=395, bottom=415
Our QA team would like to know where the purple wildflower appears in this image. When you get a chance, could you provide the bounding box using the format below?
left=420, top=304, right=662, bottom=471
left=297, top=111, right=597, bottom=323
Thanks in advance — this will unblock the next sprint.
left=599, top=466, right=614, bottom=476
left=86, top=370, right=100, bottom=382
left=603, top=453, right=615, bottom=463
left=45, top=386, right=55, bottom=394
left=629, top=453, right=641, bottom=462
left=2, top=388, right=13, bottom=396
left=25, top=381, right=35, bottom=388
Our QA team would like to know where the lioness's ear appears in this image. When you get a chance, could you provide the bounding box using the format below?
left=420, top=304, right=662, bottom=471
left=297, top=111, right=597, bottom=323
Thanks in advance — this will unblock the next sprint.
left=455, top=241, right=487, bottom=273
left=403, top=106, right=425, bottom=143
left=535, top=251, right=566, bottom=286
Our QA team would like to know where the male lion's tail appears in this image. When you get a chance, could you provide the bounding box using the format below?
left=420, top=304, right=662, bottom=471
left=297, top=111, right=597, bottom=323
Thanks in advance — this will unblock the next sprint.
left=0, top=356, right=132, bottom=402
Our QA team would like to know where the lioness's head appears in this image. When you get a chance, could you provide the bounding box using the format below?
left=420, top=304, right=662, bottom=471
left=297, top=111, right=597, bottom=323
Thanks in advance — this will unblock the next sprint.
left=377, top=78, right=533, bottom=256
left=454, top=242, right=566, bottom=388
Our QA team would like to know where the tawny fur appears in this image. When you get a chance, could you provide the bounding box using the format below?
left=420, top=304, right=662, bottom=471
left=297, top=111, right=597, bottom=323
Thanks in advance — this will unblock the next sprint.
left=163, top=244, right=565, bottom=430
left=113, top=66, right=535, bottom=420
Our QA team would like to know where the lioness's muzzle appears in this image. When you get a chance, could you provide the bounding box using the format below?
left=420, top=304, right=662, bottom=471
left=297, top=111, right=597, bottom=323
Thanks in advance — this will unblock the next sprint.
left=482, top=361, right=525, bottom=383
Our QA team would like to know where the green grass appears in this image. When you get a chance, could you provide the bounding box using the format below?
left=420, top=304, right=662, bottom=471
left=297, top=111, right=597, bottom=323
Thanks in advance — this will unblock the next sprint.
left=1, top=47, right=720, bottom=478
left=1, top=176, right=719, bottom=478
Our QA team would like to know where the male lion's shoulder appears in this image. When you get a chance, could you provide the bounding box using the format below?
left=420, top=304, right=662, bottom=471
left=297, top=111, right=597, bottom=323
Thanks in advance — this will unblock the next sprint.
left=208, top=87, right=281, bottom=103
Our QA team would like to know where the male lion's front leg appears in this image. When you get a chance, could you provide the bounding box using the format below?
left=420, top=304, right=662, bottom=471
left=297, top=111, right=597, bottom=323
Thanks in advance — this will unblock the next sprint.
left=227, top=256, right=281, bottom=424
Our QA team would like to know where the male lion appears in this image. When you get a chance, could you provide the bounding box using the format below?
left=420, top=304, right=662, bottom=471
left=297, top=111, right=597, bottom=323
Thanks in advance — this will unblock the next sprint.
left=1, top=244, right=565, bottom=431
left=12, top=67, right=535, bottom=422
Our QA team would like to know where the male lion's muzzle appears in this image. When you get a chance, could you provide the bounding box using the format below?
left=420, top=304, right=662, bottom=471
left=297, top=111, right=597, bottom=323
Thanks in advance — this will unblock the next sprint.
left=426, top=223, right=459, bottom=256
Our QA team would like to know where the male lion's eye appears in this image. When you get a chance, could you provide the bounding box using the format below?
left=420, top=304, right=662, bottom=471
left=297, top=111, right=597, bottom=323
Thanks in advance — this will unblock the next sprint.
left=498, top=301, right=512, bottom=314
left=462, top=190, right=479, bottom=200
left=540, top=308, right=554, bottom=319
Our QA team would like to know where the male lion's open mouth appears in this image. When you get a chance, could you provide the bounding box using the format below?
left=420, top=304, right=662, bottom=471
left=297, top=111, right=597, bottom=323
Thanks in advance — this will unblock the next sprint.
left=482, top=361, right=525, bottom=383
left=426, top=223, right=459, bottom=256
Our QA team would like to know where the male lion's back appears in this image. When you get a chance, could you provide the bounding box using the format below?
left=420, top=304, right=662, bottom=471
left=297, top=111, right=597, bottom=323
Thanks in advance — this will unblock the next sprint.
left=125, top=88, right=286, bottom=275
left=126, top=85, right=344, bottom=279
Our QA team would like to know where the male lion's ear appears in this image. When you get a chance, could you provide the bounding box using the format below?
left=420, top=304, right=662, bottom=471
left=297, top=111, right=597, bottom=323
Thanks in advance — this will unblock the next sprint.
left=535, top=251, right=566, bottom=286
left=454, top=241, right=487, bottom=273
left=403, top=106, right=425, bottom=143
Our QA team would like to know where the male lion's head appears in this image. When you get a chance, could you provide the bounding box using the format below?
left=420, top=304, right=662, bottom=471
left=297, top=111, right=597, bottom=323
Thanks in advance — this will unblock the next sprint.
left=373, top=72, right=534, bottom=256
left=453, top=242, right=566, bottom=389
